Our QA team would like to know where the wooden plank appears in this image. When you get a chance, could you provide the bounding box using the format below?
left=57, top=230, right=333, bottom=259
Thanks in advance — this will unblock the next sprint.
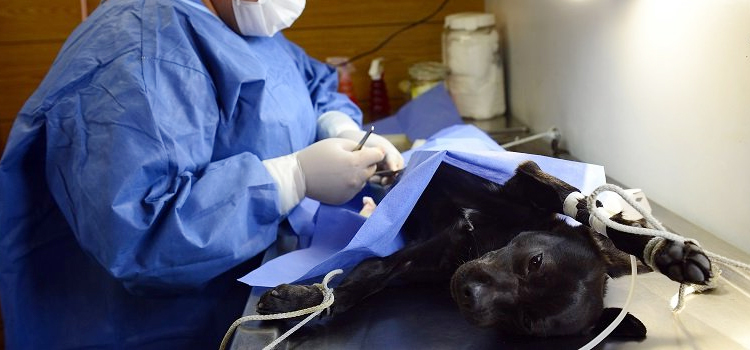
left=0, top=0, right=81, bottom=43
left=0, top=42, right=63, bottom=121
left=292, top=0, right=485, bottom=29
left=85, top=0, right=101, bottom=17
left=1, top=119, right=14, bottom=156
left=0, top=0, right=485, bottom=43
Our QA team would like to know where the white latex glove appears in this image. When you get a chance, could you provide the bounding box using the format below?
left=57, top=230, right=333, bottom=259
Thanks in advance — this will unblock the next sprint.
left=336, top=129, right=404, bottom=173
left=263, top=138, right=385, bottom=214
left=317, top=111, right=405, bottom=184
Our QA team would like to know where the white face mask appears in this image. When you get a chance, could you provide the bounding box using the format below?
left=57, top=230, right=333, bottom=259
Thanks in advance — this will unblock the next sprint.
left=232, top=0, right=306, bottom=37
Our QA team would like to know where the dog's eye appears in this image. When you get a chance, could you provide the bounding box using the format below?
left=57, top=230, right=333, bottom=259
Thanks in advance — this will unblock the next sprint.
left=528, top=253, right=543, bottom=273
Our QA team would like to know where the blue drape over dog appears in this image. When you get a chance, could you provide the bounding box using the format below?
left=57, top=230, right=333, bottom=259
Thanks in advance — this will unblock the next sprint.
left=241, top=125, right=605, bottom=287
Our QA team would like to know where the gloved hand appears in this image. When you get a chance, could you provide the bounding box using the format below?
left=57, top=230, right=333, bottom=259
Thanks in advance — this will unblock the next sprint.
left=297, top=138, right=385, bottom=204
left=263, top=138, right=385, bottom=214
left=316, top=111, right=405, bottom=185
left=337, top=129, right=404, bottom=185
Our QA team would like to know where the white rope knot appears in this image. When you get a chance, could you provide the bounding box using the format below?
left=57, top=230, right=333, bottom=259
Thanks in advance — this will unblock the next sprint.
left=219, top=269, right=343, bottom=350
left=643, top=237, right=668, bottom=271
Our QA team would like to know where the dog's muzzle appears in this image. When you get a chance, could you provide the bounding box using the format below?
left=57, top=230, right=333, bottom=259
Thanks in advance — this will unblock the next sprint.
left=450, top=259, right=518, bottom=327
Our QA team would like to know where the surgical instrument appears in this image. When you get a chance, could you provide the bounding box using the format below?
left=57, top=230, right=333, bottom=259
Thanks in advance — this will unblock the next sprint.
left=353, top=126, right=374, bottom=151
left=373, top=168, right=404, bottom=177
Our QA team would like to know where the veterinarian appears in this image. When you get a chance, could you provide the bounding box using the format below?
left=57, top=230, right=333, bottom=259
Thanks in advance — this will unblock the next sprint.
left=0, top=0, right=403, bottom=349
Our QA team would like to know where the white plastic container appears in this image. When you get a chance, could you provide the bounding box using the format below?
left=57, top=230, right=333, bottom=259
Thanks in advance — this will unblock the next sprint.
left=442, top=12, right=506, bottom=120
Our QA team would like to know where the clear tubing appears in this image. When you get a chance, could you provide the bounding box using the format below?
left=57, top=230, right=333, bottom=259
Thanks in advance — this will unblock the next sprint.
left=579, top=255, right=638, bottom=350
left=501, top=128, right=560, bottom=149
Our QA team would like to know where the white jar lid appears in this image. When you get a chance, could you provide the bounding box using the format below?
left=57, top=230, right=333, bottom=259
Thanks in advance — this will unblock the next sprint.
left=444, top=12, right=496, bottom=31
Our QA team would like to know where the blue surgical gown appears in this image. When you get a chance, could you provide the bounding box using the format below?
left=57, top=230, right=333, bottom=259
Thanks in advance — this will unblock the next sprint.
left=0, top=0, right=361, bottom=348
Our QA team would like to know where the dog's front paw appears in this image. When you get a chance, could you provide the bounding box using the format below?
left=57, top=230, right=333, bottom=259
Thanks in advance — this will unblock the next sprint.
left=654, top=241, right=712, bottom=284
left=256, top=284, right=324, bottom=315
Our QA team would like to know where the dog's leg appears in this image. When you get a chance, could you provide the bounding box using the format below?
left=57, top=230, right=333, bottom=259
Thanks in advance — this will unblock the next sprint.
left=506, top=161, right=711, bottom=284
left=257, top=236, right=454, bottom=316
left=580, top=212, right=711, bottom=284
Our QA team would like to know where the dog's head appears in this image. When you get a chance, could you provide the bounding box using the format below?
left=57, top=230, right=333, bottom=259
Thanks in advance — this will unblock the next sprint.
left=450, top=228, right=645, bottom=338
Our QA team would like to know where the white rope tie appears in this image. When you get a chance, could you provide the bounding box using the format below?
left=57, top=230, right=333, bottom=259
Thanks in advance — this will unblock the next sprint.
left=219, top=269, right=343, bottom=350
left=643, top=237, right=668, bottom=271
left=583, top=184, right=750, bottom=312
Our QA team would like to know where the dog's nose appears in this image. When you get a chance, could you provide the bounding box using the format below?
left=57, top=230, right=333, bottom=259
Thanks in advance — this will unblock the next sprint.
left=455, top=273, right=517, bottom=310
left=459, top=281, right=484, bottom=308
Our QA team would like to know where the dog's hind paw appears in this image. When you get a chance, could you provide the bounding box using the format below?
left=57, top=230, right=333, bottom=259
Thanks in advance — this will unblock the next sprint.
left=654, top=241, right=712, bottom=285
left=256, top=284, right=324, bottom=315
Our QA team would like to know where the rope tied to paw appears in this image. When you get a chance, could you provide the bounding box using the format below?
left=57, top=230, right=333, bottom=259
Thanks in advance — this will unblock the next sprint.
left=219, top=269, right=343, bottom=350
left=581, top=184, right=750, bottom=312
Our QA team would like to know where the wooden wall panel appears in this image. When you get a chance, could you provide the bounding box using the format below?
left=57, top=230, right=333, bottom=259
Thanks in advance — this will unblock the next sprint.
left=0, top=42, right=64, bottom=121
left=0, top=0, right=82, bottom=43
left=293, top=0, right=484, bottom=28
left=86, top=0, right=101, bottom=17
left=0, top=1, right=84, bottom=155
left=0, top=120, right=12, bottom=154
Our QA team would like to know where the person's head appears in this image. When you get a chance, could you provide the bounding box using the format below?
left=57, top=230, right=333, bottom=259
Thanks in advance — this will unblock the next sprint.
left=202, top=0, right=306, bottom=37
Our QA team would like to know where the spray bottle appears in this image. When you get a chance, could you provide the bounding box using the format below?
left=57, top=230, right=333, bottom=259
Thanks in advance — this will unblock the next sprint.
left=368, top=57, right=391, bottom=120
left=327, top=57, right=359, bottom=107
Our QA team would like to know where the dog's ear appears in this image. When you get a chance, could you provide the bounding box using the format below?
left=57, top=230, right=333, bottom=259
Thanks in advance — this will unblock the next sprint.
left=592, top=308, right=647, bottom=339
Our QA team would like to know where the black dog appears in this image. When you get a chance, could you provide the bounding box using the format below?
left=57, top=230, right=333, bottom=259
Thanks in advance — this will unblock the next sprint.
left=257, top=161, right=711, bottom=338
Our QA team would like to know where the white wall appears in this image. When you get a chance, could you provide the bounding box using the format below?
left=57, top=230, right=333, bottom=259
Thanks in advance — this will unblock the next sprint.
left=485, top=0, right=750, bottom=254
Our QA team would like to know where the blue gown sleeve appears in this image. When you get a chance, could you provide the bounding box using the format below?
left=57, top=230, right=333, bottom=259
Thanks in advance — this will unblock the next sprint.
left=43, top=51, right=281, bottom=293
left=278, top=35, right=364, bottom=126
